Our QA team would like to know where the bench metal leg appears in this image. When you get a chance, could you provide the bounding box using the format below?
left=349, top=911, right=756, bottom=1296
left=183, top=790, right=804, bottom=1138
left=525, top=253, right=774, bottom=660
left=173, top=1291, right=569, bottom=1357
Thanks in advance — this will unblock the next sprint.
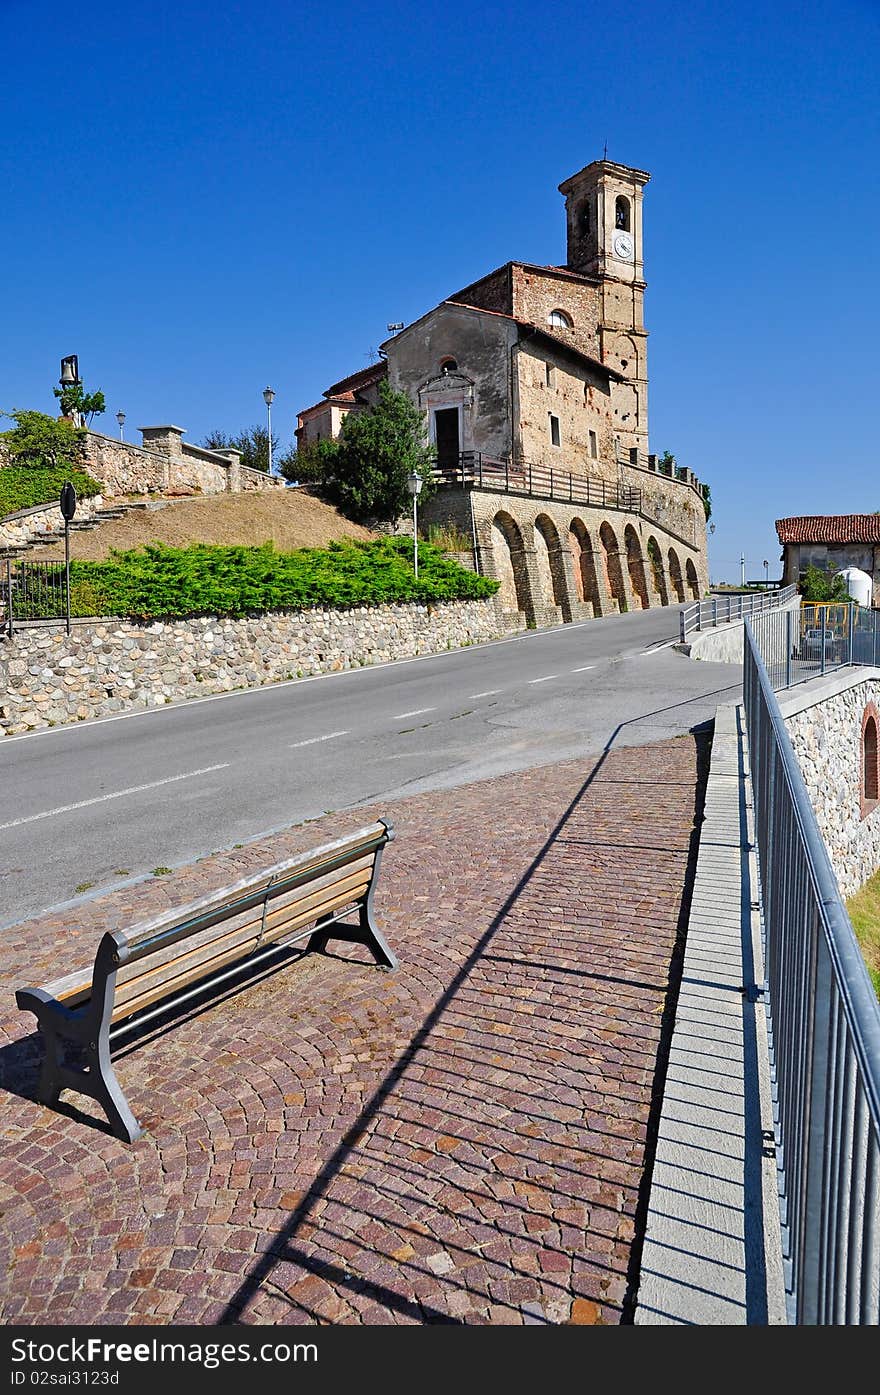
left=305, top=838, right=397, bottom=970
left=17, top=978, right=143, bottom=1143
left=307, top=903, right=398, bottom=970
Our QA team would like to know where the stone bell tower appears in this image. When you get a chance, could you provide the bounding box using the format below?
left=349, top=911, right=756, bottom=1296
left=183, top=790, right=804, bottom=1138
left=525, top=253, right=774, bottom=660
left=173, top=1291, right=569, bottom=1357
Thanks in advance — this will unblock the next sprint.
left=558, top=159, right=650, bottom=455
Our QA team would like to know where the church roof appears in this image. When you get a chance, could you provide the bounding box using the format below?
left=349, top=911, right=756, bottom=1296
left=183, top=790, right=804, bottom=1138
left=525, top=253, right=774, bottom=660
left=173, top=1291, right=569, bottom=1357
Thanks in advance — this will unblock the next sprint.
left=444, top=301, right=623, bottom=381
left=776, top=515, right=880, bottom=544
left=324, top=361, right=388, bottom=398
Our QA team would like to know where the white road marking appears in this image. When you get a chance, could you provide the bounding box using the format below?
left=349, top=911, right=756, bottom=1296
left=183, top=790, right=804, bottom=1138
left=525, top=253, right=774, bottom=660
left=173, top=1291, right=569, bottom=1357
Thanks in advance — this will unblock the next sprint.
left=469, top=690, right=500, bottom=698
left=0, top=763, right=231, bottom=831
left=528, top=675, right=559, bottom=684
left=571, top=665, right=596, bottom=672
left=393, top=707, right=436, bottom=719
left=289, top=730, right=348, bottom=748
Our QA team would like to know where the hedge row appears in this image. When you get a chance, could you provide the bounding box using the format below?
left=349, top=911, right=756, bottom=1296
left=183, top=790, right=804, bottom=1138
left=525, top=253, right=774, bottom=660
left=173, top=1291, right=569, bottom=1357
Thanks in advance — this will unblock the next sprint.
left=0, top=466, right=103, bottom=518
left=17, top=538, right=499, bottom=621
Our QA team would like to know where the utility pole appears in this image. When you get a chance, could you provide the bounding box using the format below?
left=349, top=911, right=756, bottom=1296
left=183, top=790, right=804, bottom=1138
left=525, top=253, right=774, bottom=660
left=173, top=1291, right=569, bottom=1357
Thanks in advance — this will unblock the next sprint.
left=740, top=554, right=746, bottom=588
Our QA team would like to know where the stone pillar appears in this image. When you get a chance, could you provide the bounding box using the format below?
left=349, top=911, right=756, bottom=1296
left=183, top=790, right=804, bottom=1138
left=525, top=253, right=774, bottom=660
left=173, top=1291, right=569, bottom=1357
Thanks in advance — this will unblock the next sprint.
left=140, top=425, right=186, bottom=456
left=520, top=546, right=562, bottom=627
left=590, top=546, right=616, bottom=616
left=212, top=449, right=242, bottom=493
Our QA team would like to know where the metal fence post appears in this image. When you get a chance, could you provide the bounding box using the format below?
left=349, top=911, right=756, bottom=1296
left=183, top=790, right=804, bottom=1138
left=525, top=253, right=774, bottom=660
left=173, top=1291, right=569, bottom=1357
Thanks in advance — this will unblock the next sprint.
left=786, top=608, right=793, bottom=688
left=5, top=559, right=11, bottom=639
left=848, top=603, right=854, bottom=666
left=821, top=608, right=827, bottom=677
left=712, top=597, right=718, bottom=628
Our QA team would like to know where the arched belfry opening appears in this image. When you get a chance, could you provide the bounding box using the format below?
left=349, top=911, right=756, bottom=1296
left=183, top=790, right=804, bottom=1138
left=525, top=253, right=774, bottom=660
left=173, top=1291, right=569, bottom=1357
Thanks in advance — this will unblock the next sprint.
left=615, top=195, right=630, bottom=231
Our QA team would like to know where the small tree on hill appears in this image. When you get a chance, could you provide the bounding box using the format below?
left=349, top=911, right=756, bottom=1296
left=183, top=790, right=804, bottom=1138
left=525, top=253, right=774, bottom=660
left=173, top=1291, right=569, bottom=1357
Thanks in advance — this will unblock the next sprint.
left=1, top=409, right=86, bottom=469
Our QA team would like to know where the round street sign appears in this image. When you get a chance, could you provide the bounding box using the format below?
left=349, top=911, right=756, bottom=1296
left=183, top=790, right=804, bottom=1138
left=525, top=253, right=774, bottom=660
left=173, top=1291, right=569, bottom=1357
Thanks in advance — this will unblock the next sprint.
left=60, top=483, right=77, bottom=521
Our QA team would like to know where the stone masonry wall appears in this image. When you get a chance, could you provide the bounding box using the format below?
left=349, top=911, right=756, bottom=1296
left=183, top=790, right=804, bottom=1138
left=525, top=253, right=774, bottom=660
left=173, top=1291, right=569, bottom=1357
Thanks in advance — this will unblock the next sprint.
left=783, top=672, right=880, bottom=897
left=79, top=432, right=283, bottom=500
left=0, top=494, right=106, bottom=552
left=0, top=599, right=521, bottom=736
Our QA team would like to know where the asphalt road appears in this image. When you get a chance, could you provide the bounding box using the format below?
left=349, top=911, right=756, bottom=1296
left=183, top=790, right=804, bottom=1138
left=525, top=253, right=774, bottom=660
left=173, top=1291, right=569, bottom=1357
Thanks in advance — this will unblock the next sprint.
left=0, top=606, right=742, bottom=927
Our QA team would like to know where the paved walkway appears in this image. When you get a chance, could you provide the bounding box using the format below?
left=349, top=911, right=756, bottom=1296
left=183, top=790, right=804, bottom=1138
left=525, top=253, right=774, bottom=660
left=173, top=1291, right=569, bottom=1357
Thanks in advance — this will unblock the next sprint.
left=0, top=734, right=707, bottom=1325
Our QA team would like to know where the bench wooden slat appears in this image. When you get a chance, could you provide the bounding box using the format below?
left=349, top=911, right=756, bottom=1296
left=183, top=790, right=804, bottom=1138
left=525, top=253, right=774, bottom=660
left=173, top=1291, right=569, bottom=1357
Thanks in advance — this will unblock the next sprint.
left=107, top=866, right=373, bottom=1020
left=39, top=825, right=388, bottom=1001
left=52, top=855, right=376, bottom=1012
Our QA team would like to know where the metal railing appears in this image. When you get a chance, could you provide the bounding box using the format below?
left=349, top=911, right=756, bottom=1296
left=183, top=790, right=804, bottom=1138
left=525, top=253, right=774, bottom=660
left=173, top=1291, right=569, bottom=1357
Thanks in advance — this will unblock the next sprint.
left=432, top=452, right=642, bottom=513
left=743, top=617, right=880, bottom=1323
left=3, top=559, right=68, bottom=635
left=679, top=583, right=798, bottom=642
left=750, top=603, right=880, bottom=694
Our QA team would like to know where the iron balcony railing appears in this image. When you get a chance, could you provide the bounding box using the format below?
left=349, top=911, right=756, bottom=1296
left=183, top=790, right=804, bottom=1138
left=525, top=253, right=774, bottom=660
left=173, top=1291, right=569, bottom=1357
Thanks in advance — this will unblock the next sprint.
left=743, top=616, right=880, bottom=1323
left=432, top=452, right=642, bottom=514
left=750, top=602, right=880, bottom=695
left=679, top=583, right=799, bottom=642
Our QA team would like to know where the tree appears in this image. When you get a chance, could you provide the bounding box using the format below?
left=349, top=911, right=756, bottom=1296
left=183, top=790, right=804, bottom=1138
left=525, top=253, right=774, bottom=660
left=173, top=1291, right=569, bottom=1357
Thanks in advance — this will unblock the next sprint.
left=800, top=563, right=850, bottom=603
left=1, top=409, right=86, bottom=469
left=301, top=382, right=435, bottom=523
left=202, top=425, right=279, bottom=474
left=52, top=382, right=106, bottom=427
left=278, top=437, right=338, bottom=486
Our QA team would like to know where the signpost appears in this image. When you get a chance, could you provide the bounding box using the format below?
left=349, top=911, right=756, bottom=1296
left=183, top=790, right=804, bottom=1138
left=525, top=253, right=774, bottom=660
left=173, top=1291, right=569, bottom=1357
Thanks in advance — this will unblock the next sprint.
left=60, top=483, right=77, bottom=635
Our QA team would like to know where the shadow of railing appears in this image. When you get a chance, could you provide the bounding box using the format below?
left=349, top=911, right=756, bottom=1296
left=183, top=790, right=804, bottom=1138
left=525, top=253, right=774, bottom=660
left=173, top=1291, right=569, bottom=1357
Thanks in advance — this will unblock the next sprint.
left=213, top=691, right=722, bottom=1326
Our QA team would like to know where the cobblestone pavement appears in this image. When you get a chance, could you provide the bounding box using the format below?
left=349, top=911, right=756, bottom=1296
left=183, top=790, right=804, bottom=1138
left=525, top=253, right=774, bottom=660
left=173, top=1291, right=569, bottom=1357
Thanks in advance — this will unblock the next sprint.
left=0, top=733, right=706, bottom=1326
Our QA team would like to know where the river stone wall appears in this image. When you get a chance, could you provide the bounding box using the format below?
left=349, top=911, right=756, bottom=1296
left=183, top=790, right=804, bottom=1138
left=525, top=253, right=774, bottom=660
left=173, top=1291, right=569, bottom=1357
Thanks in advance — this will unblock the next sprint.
left=781, top=670, right=880, bottom=897
left=0, top=599, right=522, bottom=736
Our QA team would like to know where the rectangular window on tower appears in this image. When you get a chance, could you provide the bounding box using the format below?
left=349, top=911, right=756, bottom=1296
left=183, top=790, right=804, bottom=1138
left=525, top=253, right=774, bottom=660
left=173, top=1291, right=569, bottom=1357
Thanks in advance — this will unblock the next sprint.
left=589, top=429, right=598, bottom=459
left=549, top=414, right=561, bottom=448
left=545, top=363, right=556, bottom=389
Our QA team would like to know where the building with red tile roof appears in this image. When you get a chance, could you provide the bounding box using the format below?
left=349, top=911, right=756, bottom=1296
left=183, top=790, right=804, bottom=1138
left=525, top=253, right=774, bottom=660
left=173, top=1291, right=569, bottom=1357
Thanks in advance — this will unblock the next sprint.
left=777, top=516, right=880, bottom=606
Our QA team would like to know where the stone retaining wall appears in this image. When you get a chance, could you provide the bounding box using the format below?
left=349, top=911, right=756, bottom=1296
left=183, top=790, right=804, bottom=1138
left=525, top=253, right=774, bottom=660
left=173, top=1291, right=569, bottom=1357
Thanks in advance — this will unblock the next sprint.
left=0, top=599, right=521, bottom=736
left=781, top=670, right=880, bottom=897
left=0, top=494, right=106, bottom=552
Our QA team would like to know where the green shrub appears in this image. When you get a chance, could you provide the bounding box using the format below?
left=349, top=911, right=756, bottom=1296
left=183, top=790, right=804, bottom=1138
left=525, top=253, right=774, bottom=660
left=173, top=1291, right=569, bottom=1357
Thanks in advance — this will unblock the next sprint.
left=1, top=410, right=86, bottom=468
left=0, top=466, right=103, bottom=518
left=45, top=537, right=499, bottom=621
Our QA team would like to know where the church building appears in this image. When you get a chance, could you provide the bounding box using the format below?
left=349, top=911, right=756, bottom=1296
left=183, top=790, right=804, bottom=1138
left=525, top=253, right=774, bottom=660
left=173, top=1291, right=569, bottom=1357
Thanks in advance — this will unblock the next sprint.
left=297, top=159, right=709, bottom=625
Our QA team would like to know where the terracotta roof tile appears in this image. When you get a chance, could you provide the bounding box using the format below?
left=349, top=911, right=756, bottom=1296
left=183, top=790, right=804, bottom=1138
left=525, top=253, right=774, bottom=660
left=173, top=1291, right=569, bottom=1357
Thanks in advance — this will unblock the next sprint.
left=776, top=515, right=880, bottom=544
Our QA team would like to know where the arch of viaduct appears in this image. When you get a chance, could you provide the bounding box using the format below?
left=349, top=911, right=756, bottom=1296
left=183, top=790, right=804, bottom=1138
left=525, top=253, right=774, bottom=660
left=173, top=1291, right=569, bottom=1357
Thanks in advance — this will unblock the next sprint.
left=444, top=491, right=708, bottom=627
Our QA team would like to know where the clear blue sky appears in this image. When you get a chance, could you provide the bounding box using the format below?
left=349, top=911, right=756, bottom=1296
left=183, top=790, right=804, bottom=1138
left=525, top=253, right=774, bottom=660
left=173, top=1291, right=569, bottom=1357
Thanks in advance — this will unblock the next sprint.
left=2, top=0, right=877, bottom=582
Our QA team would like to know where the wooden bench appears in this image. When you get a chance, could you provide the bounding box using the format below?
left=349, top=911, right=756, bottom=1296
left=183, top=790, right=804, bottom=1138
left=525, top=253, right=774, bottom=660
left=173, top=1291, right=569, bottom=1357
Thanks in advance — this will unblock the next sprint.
left=16, top=820, right=397, bottom=1143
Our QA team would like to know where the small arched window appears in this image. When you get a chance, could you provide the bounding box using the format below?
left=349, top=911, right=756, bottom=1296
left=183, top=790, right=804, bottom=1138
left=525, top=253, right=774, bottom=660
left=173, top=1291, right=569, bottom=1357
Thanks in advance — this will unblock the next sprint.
left=615, top=196, right=630, bottom=231
left=548, top=309, right=573, bottom=330
left=440, top=357, right=457, bottom=373
left=862, top=706, right=879, bottom=816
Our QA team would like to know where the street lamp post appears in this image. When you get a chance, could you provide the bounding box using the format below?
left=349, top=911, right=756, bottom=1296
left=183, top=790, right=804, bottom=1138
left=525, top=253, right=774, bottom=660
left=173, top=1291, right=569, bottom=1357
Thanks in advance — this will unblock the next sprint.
left=407, top=470, right=423, bottom=578
left=116, top=410, right=126, bottom=441
left=263, top=387, right=275, bottom=476
left=763, top=559, right=769, bottom=588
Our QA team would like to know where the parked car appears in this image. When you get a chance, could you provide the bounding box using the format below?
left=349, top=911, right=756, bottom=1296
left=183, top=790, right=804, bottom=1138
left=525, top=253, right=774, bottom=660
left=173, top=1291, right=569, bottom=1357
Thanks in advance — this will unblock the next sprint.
left=798, top=627, right=842, bottom=661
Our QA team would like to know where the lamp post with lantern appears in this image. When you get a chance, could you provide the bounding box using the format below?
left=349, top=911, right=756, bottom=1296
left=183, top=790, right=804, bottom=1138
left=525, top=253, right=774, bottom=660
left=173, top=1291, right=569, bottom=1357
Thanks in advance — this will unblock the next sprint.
left=116, top=410, right=126, bottom=441
left=263, top=387, right=275, bottom=476
left=407, top=469, right=423, bottom=578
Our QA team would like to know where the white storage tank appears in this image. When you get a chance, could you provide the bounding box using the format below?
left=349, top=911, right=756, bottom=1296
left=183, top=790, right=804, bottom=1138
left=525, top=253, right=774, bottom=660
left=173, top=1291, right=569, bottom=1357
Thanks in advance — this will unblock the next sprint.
left=836, top=566, right=873, bottom=608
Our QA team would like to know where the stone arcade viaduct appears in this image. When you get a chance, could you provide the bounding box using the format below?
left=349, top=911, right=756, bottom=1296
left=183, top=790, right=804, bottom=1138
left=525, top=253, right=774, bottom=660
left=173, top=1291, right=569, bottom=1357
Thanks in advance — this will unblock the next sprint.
left=421, top=451, right=708, bottom=629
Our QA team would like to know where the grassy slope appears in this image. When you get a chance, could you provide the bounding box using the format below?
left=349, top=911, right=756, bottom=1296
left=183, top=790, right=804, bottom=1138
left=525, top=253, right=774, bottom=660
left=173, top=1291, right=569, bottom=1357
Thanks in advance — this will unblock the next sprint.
left=846, top=868, right=880, bottom=998
left=28, top=487, right=377, bottom=560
